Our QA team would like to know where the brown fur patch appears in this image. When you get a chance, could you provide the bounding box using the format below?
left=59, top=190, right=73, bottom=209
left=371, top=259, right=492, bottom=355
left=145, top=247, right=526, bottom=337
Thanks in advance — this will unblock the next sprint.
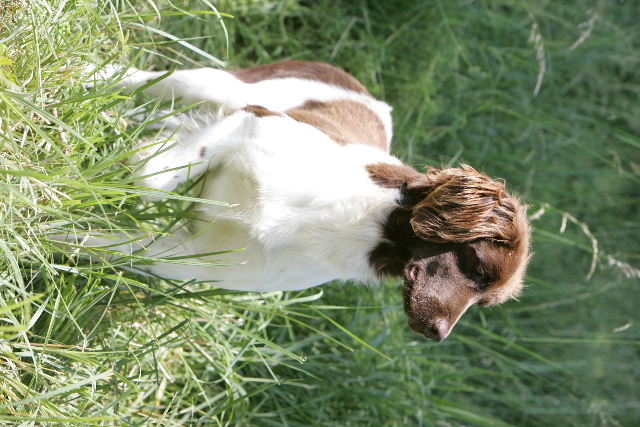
left=230, top=60, right=370, bottom=94
left=243, top=105, right=280, bottom=117
left=286, top=100, right=388, bottom=150
left=367, top=163, right=423, bottom=190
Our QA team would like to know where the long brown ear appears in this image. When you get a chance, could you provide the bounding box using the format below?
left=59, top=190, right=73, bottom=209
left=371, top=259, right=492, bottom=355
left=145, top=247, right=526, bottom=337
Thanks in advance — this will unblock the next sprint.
left=367, top=163, right=523, bottom=245
left=410, top=165, right=520, bottom=244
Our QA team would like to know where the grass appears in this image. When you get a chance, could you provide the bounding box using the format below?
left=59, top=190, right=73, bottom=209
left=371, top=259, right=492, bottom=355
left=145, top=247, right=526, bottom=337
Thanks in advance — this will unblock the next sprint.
left=0, top=0, right=639, bottom=425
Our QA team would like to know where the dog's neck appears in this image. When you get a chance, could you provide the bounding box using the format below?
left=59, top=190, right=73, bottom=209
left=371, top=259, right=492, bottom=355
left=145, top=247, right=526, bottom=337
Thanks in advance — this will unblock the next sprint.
left=368, top=207, right=416, bottom=278
left=255, top=176, right=402, bottom=284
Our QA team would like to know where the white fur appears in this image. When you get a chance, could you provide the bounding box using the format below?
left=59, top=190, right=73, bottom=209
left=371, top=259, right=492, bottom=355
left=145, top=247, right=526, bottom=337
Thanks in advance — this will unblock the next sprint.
left=79, top=63, right=402, bottom=291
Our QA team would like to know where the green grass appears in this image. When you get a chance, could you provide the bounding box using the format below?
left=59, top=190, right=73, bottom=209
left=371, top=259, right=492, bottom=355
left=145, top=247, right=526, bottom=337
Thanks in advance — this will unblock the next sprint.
left=1, top=0, right=639, bottom=425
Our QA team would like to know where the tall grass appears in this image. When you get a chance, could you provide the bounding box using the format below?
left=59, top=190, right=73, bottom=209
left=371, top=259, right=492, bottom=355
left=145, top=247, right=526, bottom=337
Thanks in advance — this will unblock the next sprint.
left=1, top=0, right=638, bottom=426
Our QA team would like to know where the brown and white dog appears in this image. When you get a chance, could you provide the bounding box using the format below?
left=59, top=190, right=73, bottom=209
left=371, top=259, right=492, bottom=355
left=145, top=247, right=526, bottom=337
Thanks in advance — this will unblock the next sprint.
left=83, top=60, right=531, bottom=342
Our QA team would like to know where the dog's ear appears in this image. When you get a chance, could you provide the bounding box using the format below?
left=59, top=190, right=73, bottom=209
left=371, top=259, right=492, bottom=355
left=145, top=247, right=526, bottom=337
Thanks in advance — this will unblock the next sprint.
left=410, top=165, right=519, bottom=244
left=367, top=163, right=521, bottom=245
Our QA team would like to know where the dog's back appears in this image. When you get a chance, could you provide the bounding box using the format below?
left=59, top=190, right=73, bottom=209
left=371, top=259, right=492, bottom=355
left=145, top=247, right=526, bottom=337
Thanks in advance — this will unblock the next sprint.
left=229, top=61, right=390, bottom=151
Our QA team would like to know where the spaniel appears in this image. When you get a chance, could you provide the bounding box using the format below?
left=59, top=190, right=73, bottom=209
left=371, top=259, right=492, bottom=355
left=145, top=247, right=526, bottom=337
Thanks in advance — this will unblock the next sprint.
left=81, top=60, right=531, bottom=342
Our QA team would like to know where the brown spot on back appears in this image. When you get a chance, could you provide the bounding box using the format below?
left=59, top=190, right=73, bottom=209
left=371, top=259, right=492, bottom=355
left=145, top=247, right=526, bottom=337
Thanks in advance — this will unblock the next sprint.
left=286, top=100, right=388, bottom=151
left=230, top=61, right=370, bottom=95
left=243, top=105, right=281, bottom=117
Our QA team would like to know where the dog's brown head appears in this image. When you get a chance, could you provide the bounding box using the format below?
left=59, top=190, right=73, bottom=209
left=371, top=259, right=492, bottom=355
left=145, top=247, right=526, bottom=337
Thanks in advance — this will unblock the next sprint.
left=368, top=163, right=531, bottom=342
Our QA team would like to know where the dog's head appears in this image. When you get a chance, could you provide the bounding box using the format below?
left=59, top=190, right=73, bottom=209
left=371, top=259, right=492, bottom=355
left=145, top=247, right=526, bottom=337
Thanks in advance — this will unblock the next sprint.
left=368, top=163, right=531, bottom=342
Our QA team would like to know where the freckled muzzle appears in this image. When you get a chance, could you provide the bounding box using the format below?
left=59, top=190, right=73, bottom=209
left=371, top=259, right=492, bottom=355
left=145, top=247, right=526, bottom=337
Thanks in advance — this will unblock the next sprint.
left=402, top=276, right=454, bottom=343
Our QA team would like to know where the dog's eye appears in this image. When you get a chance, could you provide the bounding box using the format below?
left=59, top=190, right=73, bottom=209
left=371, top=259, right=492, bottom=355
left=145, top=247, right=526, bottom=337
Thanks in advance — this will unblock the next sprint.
left=475, top=264, right=484, bottom=276
left=474, top=265, right=490, bottom=291
left=474, top=264, right=486, bottom=280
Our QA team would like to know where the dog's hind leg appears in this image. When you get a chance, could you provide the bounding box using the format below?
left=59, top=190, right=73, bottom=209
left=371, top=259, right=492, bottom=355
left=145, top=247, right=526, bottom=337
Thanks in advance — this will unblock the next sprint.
left=85, top=64, right=248, bottom=108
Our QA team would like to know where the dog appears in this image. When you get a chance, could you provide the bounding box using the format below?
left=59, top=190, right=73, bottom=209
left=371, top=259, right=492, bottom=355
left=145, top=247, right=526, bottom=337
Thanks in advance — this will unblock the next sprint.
left=80, top=60, right=531, bottom=342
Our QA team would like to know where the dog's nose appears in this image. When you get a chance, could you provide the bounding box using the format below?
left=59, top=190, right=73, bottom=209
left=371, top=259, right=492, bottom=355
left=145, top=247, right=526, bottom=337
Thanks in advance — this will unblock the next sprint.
left=434, top=318, right=452, bottom=342
left=406, top=263, right=420, bottom=283
left=419, top=318, right=451, bottom=342
left=409, top=318, right=452, bottom=342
